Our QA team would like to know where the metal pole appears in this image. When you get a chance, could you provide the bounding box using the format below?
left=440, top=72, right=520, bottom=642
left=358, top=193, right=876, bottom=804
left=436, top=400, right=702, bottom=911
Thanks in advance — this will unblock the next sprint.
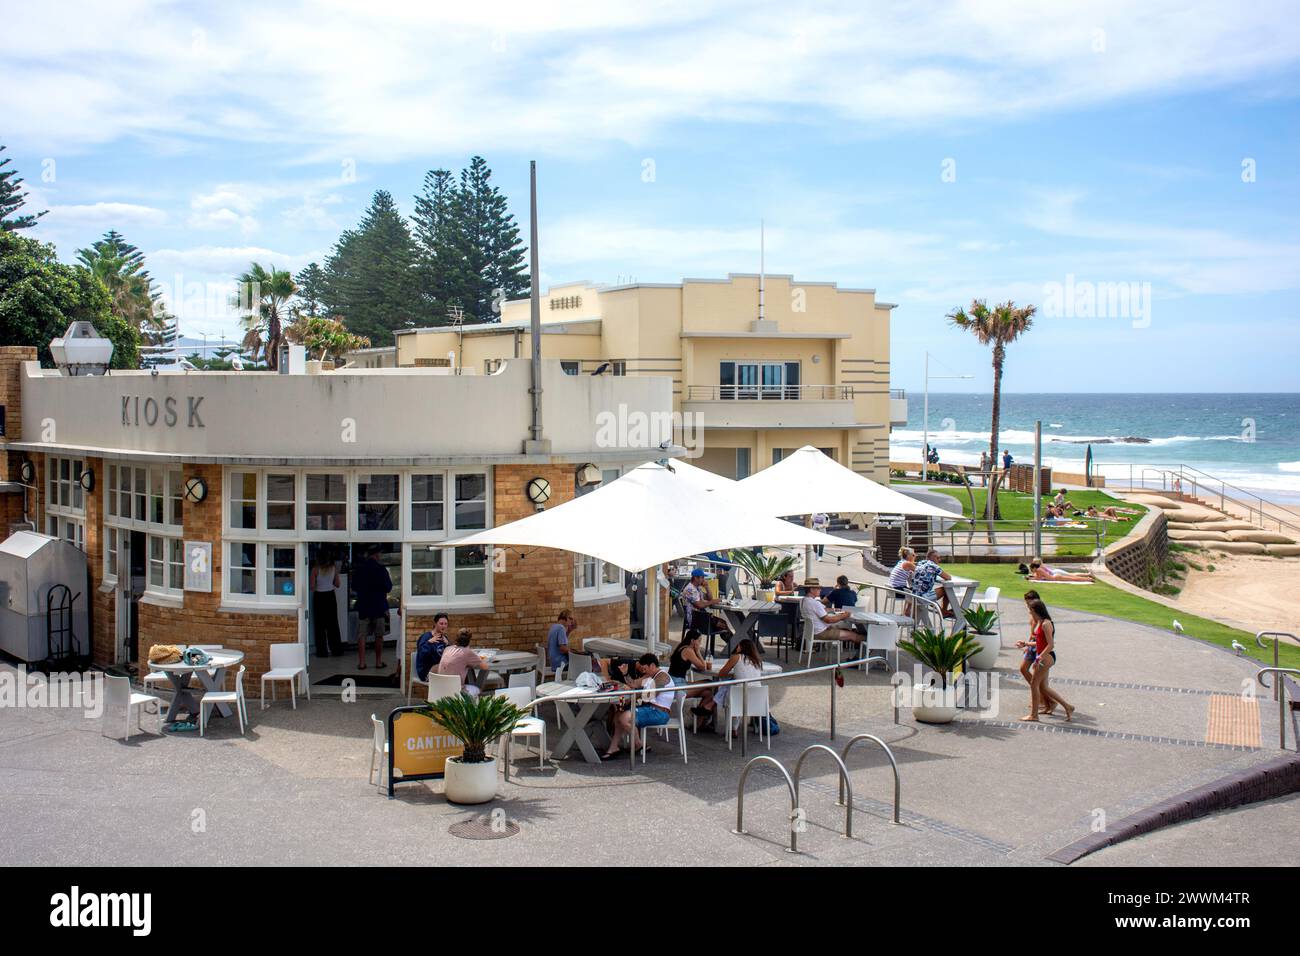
left=527, top=160, right=543, bottom=447
left=741, top=681, right=749, bottom=757
left=829, top=665, right=837, bottom=740
left=921, top=352, right=929, bottom=483
left=1032, top=420, right=1042, bottom=558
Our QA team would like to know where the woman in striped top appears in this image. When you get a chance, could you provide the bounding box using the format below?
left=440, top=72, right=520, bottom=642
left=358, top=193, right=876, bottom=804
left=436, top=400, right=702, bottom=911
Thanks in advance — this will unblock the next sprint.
left=889, top=548, right=916, bottom=591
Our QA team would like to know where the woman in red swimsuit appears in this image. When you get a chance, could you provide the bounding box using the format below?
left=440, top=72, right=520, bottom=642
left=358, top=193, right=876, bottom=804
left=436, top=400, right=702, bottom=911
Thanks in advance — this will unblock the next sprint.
left=1019, top=598, right=1074, bottom=722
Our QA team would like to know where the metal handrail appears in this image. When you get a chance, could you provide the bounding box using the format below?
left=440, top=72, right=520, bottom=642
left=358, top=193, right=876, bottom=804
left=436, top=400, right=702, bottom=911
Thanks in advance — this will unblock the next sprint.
left=1256, top=632, right=1294, bottom=702
left=686, top=384, right=854, bottom=402
left=839, top=734, right=901, bottom=824
left=734, top=755, right=800, bottom=853
left=1255, top=666, right=1300, bottom=752
left=1122, top=465, right=1300, bottom=536
left=793, top=744, right=854, bottom=839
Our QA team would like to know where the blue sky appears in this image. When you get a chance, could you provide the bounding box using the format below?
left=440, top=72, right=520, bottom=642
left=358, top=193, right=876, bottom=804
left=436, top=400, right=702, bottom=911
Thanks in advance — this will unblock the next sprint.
left=3, top=0, right=1298, bottom=392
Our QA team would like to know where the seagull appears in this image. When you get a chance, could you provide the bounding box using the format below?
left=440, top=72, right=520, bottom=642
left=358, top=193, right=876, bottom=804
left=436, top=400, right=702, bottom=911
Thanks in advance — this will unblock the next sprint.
left=1231, top=640, right=1247, bottom=655
left=1172, top=620, right=1184, bottom=633
left=231, top=354, right=245, bottom=371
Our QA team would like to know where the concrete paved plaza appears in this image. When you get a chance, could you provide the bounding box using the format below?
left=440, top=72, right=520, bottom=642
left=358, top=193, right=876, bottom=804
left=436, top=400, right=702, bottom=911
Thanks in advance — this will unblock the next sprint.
left=0, top=598, right=1291, bottom=867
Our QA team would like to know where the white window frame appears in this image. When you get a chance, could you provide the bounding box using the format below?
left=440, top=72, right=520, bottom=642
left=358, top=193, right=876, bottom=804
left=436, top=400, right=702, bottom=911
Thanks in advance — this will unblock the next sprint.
left=220, top=467, right=493, bottom=609
left=574, top=467, right=624, bottom=601
left=103, top=460, right=185, bottom=596
left=46, top=456, right=86, bottom=552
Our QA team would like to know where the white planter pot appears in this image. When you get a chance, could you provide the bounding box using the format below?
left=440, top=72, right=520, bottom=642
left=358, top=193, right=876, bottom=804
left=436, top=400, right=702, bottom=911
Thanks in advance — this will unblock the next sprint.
left=967, top=633, right=999, bottom=670
left=911, top=681, right=959, bottom=724
left=757, top=589, right=775, bottom=602
left=443, top=756, right=498, bottom=804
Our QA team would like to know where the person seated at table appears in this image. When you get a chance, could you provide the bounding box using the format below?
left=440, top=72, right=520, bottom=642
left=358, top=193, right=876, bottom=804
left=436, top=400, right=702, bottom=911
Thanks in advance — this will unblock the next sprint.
left=889, top=548, right=916, bottom=593
left=1027, top=558, right=1094, bottom=582
left=437, top=628, right=488, bottom=697
left=415, top=612, right=451, bottom=682
left=546, top=608, right=577, bottom=673
left=711, top=638, right=765, bottom=726
left=825, top=574, right=859, bottom=609
left=801, top=578, right=863, bottom=652
left=909, top=550, right=953, bottom=617
left=668, top=629, right=717, bottom=732
left=681, top=568, right=733, bottom=642
left=774, top=569, right=798, bottom=596
left=601, top=654, right=678, bottom=760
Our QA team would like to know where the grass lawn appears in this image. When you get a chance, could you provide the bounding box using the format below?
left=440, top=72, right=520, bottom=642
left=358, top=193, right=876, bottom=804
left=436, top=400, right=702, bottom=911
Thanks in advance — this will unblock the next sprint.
left=897, top=483, right=1144, bottom=551
left=944, top=561, right=1299, bottom=670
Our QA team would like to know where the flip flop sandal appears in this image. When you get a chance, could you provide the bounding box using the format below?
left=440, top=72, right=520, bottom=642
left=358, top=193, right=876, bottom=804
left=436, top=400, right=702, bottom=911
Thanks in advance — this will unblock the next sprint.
left=358, top=663, right=367, bottom=670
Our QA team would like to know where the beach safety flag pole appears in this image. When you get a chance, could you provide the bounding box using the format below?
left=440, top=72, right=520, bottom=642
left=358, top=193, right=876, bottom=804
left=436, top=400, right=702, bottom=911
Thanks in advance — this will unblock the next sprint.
left=1033, top=420, right=1042, bottom=558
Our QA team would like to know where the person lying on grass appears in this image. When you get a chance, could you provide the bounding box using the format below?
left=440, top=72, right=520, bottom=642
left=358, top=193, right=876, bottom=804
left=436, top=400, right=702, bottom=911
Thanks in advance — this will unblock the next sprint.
left=1026, top=558, right=1094, bottom=582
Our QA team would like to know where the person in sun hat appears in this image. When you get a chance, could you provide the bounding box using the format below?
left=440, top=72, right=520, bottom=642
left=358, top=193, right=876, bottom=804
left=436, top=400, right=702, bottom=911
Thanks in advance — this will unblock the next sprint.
left=799, top=577, right=861, bottom=653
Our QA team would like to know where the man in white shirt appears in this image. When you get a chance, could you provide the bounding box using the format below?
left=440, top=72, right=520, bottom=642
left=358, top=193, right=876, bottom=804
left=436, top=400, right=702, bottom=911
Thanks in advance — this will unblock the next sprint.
left=799, top=577, right=862, bottom=654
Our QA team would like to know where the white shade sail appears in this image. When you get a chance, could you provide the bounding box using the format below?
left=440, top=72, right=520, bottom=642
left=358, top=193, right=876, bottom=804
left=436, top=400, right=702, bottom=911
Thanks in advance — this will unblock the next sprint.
left=448, top=459, right=859, bottom=572
left=737, top=445, right=953, bottom=519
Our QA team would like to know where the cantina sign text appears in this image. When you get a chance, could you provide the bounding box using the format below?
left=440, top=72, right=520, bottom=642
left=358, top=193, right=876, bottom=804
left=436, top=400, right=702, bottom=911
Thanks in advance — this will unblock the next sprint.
left=121, top=395, right=206, bottom=429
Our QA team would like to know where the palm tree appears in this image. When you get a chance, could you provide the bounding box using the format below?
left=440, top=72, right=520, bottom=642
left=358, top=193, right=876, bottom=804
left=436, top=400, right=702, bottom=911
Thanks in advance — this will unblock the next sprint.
left=234, top=263, right=296, bottom=370
left=945, top=299, right=1036, bottom=520
left=76, top=231, right=169, bottom=335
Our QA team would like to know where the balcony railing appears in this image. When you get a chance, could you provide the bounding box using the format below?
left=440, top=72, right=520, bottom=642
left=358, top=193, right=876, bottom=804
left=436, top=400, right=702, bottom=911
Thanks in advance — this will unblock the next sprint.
left=889, top=388, right=905, bottom=399
left=686, top=384, right=854, bottom=401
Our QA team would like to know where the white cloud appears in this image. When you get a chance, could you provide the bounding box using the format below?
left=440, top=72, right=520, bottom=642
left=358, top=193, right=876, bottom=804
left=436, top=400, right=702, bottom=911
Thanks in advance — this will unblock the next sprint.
left=2, top=1, right=1297, bottom=157
left=43, top=201, right=168, bottom=228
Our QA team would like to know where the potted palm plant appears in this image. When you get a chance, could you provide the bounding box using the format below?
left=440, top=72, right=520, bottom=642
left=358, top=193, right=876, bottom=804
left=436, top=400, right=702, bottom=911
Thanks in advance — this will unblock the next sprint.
left=418, top=692, right=523, bottom=804
left=728, top=549, right=798, bottom=602
left=896, top=627, right=983, bottom=723
left=961, top=606, right=1001, bottom=669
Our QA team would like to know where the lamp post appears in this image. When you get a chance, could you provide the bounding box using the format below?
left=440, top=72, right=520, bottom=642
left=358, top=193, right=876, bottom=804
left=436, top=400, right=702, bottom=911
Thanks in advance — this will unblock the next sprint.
left=920, top=352, right=973, bottom=484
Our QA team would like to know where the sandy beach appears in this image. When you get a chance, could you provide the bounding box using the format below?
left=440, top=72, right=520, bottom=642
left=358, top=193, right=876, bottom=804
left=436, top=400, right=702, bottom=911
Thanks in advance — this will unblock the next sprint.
left=1174, top=551, right=1300, bottom=640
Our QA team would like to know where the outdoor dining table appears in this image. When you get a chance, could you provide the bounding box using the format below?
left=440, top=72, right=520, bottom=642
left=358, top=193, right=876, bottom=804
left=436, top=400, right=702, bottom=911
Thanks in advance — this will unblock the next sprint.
left=686, top=658, right=784, bottom=681
left=582, top=636, right=674, bottom=659
left=708, top=599, right=783, bottom=655
left=535, top=680, right=611, bottom=764
left=938, top=576, right=980, bottom=610
left=477, top=649, right=537, bottom=673
left=148, top=649, right=245, bottom=723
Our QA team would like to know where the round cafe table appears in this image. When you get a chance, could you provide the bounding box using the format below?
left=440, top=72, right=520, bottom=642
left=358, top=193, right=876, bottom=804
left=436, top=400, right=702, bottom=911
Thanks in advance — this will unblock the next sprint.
left=148, top=650, right=245, bottom=723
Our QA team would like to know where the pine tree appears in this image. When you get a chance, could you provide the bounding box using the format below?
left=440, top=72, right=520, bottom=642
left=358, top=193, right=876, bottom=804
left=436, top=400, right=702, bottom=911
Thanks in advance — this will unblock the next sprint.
left=411, top=169, right=472, bottom=323
left=452, top=157, right=529, bottom=323
left=293, top=262, right=327, bottom=317
left=322, top=190, right=419, bottom=344
left=0, top=146, right=47, bottom=232
left=76, top=229, right=173, bottom=347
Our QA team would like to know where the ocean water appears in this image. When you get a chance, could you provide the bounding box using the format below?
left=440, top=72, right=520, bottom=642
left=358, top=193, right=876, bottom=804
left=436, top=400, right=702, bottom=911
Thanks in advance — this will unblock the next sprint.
left=890, top=393, right=1300, bottom=502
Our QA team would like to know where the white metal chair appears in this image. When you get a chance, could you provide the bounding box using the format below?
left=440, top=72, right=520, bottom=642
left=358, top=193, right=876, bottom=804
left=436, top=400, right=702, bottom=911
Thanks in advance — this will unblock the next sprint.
left=534, top=644, right=557, bottom=681
left=103, top=674, right=160, bottom=741
left=407, top=650, right=430, bottom=704
left=800, top=613, right=842, bottom=668
left=261, top=643, right=309, bottom=710
left=723, top=685, right=770, bottom=751
left=426, top=673, right=462, bottom=702
left=568, top=652, right=593, bottom=678
left=495, top=686, right=547, bottom=770
left=865, top=621, right=900, bottom=671
left=369, top=713, right=389, bottom=791
left=971, top=586, right=1003, bottom=646
left=642, top=690, right=688, bottom=764
left=200, top=665, right=248, bottom=737
left=508, top=670, right=537, bottom=694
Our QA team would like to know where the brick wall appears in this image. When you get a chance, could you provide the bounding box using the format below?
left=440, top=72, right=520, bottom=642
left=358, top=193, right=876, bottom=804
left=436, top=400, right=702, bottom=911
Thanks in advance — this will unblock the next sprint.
left=0, top=348, right=37, bottom=528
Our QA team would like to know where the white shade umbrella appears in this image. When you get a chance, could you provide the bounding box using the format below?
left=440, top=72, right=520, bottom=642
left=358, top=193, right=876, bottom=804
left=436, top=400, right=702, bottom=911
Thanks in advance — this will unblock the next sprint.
left=737, top=445, right=952, bottom=520
left=448, top=459, right=857, bottom=572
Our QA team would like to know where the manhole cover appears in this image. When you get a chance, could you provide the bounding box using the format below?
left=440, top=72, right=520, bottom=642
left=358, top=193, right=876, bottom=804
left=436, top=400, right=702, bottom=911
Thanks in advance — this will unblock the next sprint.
left=448, top=813, right=521, bottom=840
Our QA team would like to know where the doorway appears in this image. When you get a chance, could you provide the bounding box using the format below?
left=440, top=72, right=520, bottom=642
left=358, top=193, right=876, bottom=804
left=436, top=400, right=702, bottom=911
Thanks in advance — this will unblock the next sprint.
left=116, top=530, right=146, bottom=667
left=304, top=541, right=402, bottom=695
